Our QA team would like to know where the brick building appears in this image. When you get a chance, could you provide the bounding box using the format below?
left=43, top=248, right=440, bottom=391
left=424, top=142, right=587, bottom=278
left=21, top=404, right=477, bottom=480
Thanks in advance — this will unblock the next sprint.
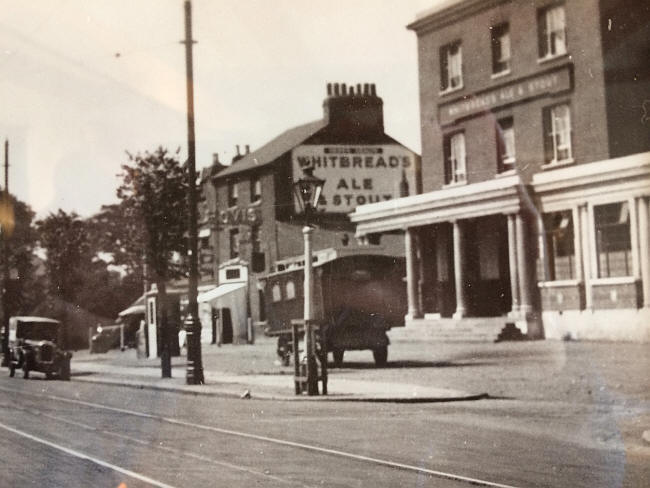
left=198, top=83, right=420, bottom=341
left=351, top=0, right=650, bottom=341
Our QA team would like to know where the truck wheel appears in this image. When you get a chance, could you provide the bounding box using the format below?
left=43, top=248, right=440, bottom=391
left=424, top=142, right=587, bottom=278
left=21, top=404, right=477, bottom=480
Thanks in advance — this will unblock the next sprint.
left=9, top=364, right=15, bottom=377
left=373, top=346, right=388, bottom=367
left=22, top=362, right=30, bottom=379
left=332, top=349, right=344, bottom=367
left=60, top=359, right=71, bottom=381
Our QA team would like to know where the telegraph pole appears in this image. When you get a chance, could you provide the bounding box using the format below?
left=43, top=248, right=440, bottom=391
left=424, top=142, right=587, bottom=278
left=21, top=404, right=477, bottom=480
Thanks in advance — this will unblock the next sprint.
left=182, top=0, right=204, bottom=384
left=1, top=139, right=9, bottom=365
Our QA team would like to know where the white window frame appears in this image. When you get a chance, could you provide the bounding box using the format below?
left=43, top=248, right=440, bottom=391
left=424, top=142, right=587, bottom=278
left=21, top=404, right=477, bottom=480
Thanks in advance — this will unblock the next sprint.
left=251, top=177, right=261, bottom=203
left=491, top=23, right=511, bottom=75
left=440, top=41, right=463, bottom=93
left=497, top=117, right=516, bottom=171
left=272, top=284, right=282, bottom=302
left=547, top=104, right=572, bottom=165
left=539, top=5, right=567, bottom=60
left=446, top=132, right=467, bottom=185
left=285, top=281, right=296, bottom=300
left=593, top=201, right=633, bottom=279
left=227, top=181, right=238, bottom=207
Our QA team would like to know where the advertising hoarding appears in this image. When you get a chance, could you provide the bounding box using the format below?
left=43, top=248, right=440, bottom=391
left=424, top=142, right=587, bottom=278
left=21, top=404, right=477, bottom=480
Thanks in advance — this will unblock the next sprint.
left=292, top=144, right=417, bottom=213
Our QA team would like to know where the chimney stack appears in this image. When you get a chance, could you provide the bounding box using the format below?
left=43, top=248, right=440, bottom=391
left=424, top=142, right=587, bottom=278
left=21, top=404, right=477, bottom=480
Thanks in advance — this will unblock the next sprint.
left=322, top=81, right=384, bottom=132
left=213, top=153, right=220, bottom=165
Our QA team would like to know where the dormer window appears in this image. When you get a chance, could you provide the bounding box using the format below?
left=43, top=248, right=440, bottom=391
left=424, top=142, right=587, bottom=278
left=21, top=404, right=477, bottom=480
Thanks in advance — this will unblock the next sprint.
left=440, top=41, right=463, bottom=93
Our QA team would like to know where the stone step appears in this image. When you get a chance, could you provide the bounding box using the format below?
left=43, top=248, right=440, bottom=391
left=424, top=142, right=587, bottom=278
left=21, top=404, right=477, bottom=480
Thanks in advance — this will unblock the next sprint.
left=389, top=317, right=510, bottom=343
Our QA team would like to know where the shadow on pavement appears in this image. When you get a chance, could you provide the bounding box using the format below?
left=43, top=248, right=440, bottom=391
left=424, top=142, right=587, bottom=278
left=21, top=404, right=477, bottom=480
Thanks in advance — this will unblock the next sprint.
left=329, top=359, right=493, bottom=370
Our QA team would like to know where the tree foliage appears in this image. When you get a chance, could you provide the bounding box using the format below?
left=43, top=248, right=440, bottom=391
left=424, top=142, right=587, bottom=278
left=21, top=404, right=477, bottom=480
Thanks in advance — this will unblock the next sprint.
left=117, top=147, right=188, bottom=285
left=2, top=195, right=43, bottom=317
left=36, top=209, right=91, bottom=302
left=116, top=147, right=189, bottom=376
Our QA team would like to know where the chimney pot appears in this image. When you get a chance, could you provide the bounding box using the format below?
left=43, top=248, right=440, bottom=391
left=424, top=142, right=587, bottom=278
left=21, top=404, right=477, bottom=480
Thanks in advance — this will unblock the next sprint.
left=236, top=145, right=241, bottom=156
left=349, top=86, right=354, bottom=95
left=342, top=83, right=347, bottom=96
left=327, top=83, right=332, bottom=96
left=213, top=153, right=220, bottom=164
left=364, top=83, right=369, bottom=95
left=334, top=83, right=340, bottom=96
left=356, top=83, right=361, bottom=95
left=371, top=84, right=376, bottom=96
left=245, top=144, right=250, bottom=154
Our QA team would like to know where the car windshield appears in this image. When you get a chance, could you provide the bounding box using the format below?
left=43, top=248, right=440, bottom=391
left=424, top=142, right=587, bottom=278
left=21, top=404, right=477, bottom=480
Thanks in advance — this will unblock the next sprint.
left=16, top=322, right=59, bottom=343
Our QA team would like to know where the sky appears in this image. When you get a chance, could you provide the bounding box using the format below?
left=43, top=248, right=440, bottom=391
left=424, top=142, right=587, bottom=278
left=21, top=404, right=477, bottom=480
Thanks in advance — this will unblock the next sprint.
left=0, top=0, right=439, bottom=218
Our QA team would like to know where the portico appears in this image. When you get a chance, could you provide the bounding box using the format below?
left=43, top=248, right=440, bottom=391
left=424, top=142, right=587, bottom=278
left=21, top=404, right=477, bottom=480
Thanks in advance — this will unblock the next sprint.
left=351, top=174, right=543, bottom=339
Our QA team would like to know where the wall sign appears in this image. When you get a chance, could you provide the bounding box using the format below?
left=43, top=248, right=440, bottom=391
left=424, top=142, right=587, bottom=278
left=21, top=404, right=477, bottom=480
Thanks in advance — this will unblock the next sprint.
left=439, top=66, right=572, bottom=125
left=218, top=206, right=261, bottom=226
left=292, top=145, right=418, bottom=213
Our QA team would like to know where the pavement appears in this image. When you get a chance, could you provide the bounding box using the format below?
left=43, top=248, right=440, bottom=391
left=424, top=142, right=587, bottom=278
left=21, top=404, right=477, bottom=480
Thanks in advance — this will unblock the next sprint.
left=70, top=336, right=487, bottom=402
left=69, top=334, right=650, bottom=407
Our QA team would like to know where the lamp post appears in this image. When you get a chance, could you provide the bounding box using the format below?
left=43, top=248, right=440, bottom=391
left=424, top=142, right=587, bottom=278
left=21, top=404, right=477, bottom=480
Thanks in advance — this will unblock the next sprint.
left=292, top=167, right=325, bottom=395
left=182, top=0, right=203, bottom=385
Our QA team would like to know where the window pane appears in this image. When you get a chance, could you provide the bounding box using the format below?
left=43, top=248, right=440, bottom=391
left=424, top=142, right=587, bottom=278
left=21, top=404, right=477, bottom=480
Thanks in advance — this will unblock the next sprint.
left=451, top=132, right=466, bottom=182
left=491, top=24, right=510, bottom=73
left=497, top=117, right=515, bottom=172
left=441, top=42, right=462, bottom=91
left=595, top=202, right=632, bottom=278
left=542, top=211, right=575, bottom=281
left=539, top=5, right=567, bottom=58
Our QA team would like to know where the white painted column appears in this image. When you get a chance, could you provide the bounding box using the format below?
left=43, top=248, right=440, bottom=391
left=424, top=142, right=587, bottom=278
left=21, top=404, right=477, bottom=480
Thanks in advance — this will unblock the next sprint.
left=581, top=205, right=593, bottom=309
left=572, top=206, right=584, bottom=282
left=404, top=227, right=421, bottom=318
left=637, top=197, right=650, bottom=308
left=507, top=213, right=520, bottom=316
left=516, top=213, right=532, bottom=315
left=629, top=197, right=640, bottom=279
left=452, top=220, right=467, bottom=319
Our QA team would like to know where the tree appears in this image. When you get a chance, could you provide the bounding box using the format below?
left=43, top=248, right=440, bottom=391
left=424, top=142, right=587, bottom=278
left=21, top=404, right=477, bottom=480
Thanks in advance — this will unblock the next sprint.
left=1, top=194, right=43, bottom=359
left=36, top=210, right=91, bottom=302
left=117, top=147, right=189, bottom=377
left=3, top=195, right=43, bottom=315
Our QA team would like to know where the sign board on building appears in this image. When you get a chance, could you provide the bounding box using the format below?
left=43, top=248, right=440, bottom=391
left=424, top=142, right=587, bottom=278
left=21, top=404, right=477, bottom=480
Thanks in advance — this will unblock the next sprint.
left=438, top=66, right=572, bottom=125
left=292, top=145, right=418, bottom=213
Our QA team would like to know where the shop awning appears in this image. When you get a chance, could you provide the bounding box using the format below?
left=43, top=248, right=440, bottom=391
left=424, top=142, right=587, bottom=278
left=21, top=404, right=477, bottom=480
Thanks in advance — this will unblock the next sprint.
left=197, top=282, right=246, bottom=303
left=118, top=304, right=146, bottom=317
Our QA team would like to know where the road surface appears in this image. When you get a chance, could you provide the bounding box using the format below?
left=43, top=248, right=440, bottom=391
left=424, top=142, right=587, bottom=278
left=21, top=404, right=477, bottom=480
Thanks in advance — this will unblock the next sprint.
left=0, top=375, right=647, bottom=487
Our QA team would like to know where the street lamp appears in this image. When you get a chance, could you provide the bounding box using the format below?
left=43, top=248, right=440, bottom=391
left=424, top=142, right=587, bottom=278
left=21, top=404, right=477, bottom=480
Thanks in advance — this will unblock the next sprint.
left=292, top=166, right=325, bottom=395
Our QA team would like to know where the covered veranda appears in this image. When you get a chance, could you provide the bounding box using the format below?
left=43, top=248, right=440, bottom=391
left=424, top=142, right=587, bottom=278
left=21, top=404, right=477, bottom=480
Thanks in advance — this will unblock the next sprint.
left=350, top=174, right=544, bottom=339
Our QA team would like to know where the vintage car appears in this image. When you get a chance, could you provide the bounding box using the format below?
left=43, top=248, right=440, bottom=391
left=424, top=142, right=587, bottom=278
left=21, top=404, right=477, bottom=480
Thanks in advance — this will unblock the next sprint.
left=5, top=316, right=72, bottom=380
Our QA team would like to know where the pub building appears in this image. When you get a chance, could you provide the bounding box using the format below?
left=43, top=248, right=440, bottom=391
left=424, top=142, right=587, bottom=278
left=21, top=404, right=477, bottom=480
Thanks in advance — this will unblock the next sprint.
left=351, top=0, right=650, bottom=341
left=196, top=83, right=420, bottom=343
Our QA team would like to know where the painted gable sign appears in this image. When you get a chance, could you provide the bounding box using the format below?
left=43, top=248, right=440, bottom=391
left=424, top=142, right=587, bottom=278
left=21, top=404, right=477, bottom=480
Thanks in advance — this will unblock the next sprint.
left=292, top=145, right=417, bottom=213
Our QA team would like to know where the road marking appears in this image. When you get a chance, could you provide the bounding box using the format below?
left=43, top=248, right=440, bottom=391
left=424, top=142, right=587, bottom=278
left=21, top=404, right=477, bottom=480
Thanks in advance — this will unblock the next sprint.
left=1, top=386, right=523, bottom=488
left=14, top=406, right=312, bottom=487
left=0, top=420, right=177, bottom=488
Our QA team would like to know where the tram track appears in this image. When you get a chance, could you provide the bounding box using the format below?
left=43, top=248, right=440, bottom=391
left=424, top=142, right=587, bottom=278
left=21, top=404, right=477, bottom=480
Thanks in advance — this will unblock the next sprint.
left=0, top=385, right=524, bottom=488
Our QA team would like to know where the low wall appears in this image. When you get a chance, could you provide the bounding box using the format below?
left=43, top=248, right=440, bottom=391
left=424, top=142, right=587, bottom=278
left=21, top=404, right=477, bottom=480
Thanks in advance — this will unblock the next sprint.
left=542, top=308, right=650, bottom=342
